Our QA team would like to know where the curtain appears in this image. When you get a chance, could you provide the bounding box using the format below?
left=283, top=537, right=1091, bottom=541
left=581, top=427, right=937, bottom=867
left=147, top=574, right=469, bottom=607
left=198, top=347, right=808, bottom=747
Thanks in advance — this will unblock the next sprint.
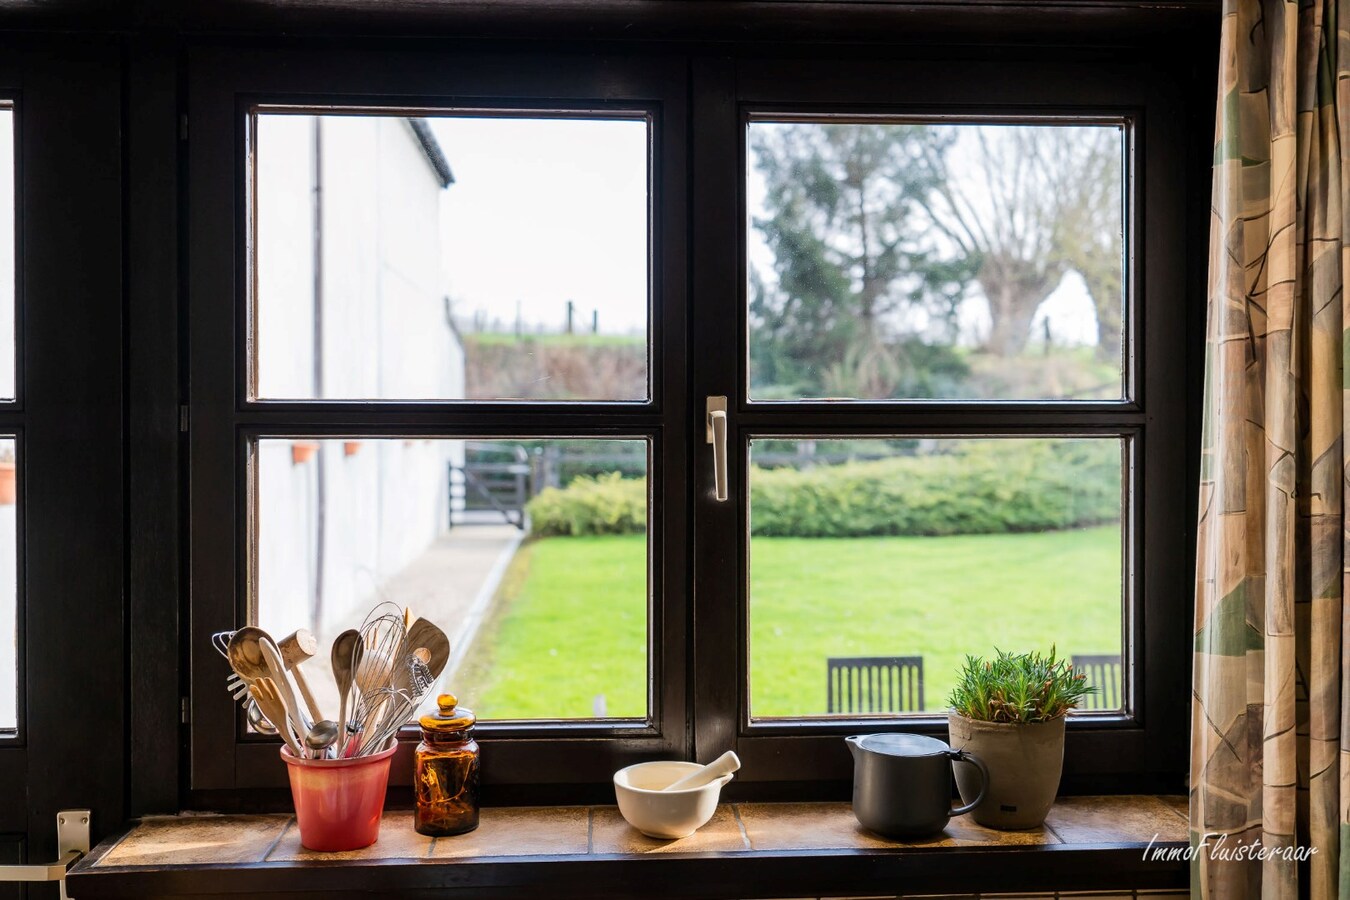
left=1192, top=0, right=1350, bottom=897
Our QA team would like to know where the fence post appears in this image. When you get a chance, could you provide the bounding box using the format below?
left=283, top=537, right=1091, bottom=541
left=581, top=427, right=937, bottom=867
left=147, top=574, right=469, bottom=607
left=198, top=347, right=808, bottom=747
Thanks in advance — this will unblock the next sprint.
left=543, top=444, right=561, bottom=491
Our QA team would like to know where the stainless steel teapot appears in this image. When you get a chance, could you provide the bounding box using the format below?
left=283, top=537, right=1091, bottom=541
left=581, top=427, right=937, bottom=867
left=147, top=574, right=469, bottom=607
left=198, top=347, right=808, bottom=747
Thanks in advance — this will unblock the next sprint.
left=846, top=733, right=989, bottom=838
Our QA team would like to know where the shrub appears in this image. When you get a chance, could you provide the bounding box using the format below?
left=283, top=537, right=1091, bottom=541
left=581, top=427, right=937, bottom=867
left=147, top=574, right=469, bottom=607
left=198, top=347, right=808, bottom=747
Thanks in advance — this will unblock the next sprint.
left=748, top=439, right=1119, bottom=537
left=527, top=472, right=647, bottom=537
left=526, top=439, right=1119, bottom=538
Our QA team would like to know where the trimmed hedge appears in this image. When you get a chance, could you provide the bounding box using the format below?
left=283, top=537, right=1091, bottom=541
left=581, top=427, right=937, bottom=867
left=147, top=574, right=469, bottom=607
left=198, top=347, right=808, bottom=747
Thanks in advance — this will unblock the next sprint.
left=750, top=440, right=1120, bottom=537
left=526, top=440, right=1120, bottom=538
left=526, top=472, right=647, bottom=537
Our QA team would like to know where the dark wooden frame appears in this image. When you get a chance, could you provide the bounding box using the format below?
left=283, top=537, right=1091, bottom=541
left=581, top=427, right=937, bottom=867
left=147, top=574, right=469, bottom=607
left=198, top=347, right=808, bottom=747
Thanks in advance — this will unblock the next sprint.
left=185, top=45, right=691, bottom=801
left=179, top=41, right=1205, bottom=802
left=690, top=52, right=1198, bottom=796
left=70, top=837, right=1189, bottom=900
left=0, top=1, right=1213, bottom=889
left=0, top=35, right=126, bottom=863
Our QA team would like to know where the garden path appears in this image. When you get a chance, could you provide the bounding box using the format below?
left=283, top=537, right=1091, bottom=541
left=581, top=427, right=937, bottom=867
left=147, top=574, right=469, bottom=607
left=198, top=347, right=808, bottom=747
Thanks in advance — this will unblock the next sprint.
left=299, top=523, right=525, bottom=721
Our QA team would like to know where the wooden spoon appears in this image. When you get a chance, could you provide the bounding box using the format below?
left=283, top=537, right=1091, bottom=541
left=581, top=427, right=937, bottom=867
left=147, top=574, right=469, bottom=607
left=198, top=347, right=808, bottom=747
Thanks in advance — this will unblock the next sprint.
left=250, top=677, right=303, bottom=755
left=259, top=636, right=311, bottom=736
left=226, top=626, right=272, bottom=684
left=405, top=619, right=451, bottom=680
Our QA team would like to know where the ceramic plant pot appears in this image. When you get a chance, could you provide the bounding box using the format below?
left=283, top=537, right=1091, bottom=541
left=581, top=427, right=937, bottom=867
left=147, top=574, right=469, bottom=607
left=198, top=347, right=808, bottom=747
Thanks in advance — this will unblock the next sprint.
left=0, top=462, right=16, bottom=505
left=291, top=441, right=319, bottom=465
left=947, top=713, right=1065, bottom=830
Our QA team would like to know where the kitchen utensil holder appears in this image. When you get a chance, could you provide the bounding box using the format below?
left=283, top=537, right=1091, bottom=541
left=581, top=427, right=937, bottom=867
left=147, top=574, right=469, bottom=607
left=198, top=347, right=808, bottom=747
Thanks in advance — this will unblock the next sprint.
left=281, top=739, right=397, bottom=851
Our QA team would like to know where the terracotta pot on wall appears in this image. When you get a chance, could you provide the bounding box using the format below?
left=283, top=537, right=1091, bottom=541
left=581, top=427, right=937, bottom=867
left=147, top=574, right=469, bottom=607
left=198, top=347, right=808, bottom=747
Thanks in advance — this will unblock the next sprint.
left=0, top=461, right=16, bottom=505
left=292, top=441, right=320, bottom=465
left=947, top=713, right=1065, bottom=830
left=343, top=441, right=362, bottom=457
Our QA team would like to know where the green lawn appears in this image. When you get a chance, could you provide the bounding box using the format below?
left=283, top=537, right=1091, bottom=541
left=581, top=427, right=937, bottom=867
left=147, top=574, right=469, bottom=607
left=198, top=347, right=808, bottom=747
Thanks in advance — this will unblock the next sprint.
left=457, top=527, right=1121, bottom=719
left=455, top=535, right=649, bottom=719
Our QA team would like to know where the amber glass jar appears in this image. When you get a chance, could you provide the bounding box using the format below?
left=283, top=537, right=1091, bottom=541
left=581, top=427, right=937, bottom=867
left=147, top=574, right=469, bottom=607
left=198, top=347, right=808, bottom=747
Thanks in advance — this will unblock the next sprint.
left=414, top=693, right=480, bottom=837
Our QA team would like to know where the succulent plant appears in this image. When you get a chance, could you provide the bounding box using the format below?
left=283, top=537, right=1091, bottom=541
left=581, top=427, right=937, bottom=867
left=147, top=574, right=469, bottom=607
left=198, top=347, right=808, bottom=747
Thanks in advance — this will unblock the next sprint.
left=947, top=647, right=1095, bottom=724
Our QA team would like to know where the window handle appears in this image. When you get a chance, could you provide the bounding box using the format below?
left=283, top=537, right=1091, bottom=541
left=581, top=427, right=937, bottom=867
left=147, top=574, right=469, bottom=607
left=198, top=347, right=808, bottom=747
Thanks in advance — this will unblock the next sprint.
left=706, top=396, right=728, bottom=502
left=0, top=810, right=90, bottom=900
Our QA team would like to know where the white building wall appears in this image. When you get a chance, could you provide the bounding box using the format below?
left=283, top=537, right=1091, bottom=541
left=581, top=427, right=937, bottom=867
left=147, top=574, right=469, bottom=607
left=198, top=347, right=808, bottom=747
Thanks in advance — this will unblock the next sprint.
left=255, top=115, right=465, bottom=643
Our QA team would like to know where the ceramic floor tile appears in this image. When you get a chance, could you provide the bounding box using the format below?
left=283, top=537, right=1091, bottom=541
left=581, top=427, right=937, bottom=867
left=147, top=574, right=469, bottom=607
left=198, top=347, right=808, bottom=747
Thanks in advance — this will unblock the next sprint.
left=904, top=814, right=1059, bottom=849
left=429, top=806, right=589, bottom=858
left=96, top=814, right=292, bottom=867
left=736, top=802, right=896, bottom=851
left=589, top=805, right=749, bottom=854
left=1044, top=796, right=1188, bottom=844
left=266, top=812, right=433, bottom=861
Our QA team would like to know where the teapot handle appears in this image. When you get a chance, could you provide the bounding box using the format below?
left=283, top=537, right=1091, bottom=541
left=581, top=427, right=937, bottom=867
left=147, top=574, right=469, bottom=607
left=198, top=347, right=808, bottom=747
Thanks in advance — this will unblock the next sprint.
left=945, top=749, right=989, bottom=817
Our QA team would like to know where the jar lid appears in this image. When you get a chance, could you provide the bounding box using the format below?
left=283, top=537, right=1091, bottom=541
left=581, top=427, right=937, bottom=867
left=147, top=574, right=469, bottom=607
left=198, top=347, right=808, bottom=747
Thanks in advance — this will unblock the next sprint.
left=852, top=733, right=949, bottom=757
left=419, top=692, right=475, bottom=732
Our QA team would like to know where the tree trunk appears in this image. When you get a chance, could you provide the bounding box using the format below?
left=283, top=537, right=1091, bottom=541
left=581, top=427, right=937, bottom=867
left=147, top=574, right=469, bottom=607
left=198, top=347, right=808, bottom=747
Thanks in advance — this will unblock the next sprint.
left=980, top=257, right=1056, bottom=356
left=1081, top=266, right=1122, bottom=363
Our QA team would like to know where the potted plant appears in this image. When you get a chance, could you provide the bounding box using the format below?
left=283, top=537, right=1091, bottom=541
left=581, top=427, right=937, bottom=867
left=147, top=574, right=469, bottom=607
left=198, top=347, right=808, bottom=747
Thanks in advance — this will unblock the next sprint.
left=946, top=648, right=1094, bottom=830
left=291, top=440, right=319, bottom=465
left=0, top=448, right=15, bottom=505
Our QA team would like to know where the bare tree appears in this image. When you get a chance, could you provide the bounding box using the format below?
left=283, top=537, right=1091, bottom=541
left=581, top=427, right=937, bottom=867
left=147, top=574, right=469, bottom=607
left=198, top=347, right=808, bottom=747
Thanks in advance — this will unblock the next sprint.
left=917, top=126, right=1121, bottom=357
left=1053, top=131, right=1124, bottom=361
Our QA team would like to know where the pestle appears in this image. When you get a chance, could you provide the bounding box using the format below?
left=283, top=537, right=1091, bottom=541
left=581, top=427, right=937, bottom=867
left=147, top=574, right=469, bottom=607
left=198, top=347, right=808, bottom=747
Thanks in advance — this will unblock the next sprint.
left=662, top=750, right=742, bottom=792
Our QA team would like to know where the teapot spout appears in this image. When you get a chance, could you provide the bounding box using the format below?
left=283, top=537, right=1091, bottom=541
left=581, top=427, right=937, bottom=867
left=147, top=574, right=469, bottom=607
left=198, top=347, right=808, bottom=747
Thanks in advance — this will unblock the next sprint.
left=845, top=735, right=862, bottom=760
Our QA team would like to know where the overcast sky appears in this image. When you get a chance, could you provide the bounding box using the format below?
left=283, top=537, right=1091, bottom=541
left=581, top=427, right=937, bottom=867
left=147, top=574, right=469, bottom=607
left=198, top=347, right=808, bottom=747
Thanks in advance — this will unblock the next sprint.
left=430, top=116, right=650, bottom=335
left=430, top=116, right=1111, bottom=346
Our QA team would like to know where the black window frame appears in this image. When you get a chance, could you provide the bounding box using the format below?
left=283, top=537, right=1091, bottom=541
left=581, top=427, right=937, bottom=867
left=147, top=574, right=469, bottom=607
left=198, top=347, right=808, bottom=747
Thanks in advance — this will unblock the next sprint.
left=186, top=43, right=1199, bottom=803
left=0, top=34, right=127, bottom=848
left=185, top=45, right=691, bottom=804
left=689, top=54, right=1194, bottom=795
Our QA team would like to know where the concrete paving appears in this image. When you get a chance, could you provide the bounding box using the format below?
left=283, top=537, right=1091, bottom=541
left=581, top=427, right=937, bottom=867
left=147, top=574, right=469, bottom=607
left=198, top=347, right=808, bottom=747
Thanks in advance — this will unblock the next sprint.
left=297, top=523, right=524, bottom=723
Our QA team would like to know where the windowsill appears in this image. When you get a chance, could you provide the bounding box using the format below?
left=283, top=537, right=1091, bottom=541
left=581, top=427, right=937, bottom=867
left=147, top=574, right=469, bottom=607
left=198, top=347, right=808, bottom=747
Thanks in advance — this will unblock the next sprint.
left=69, top=796, right=1188, bottom=899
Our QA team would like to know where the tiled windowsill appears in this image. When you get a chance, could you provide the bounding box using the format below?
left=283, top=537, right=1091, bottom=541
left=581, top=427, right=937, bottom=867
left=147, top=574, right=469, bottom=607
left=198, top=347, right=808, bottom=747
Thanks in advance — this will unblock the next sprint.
left=68, top=796, right=1189, bottom=899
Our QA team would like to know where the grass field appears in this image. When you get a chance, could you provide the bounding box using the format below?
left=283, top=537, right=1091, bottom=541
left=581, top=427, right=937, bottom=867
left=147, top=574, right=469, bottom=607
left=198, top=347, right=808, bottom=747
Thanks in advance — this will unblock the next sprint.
left=456, top=527, right=1122, bottom=720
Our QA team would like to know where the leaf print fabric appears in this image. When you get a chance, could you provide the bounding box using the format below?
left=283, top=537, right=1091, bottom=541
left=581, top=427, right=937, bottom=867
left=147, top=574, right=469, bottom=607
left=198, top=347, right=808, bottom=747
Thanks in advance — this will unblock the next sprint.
left=1193, top=0, right=1350, bottom=897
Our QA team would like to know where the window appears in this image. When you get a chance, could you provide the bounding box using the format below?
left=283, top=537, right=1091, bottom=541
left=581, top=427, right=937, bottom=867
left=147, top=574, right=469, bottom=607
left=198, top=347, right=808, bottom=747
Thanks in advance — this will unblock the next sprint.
left=188, top=49, right=1193, bottom=800
left=0, top=105, right=14, bottom=734
left=251, top=111, right=651, bottom=402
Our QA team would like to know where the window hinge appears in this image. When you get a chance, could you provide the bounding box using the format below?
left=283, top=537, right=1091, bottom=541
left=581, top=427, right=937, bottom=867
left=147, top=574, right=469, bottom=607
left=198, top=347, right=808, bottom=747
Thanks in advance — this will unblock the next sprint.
left=179, top=113, right=188, bottom=142
left=180, top=696, right=191, bottom=724
left=179, top=405, right=189, bottom=433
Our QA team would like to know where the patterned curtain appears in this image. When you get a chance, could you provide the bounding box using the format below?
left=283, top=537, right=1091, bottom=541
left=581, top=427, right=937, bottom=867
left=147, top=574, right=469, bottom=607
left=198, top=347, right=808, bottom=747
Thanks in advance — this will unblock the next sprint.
left=1192, top=0, right=1350, bottom=897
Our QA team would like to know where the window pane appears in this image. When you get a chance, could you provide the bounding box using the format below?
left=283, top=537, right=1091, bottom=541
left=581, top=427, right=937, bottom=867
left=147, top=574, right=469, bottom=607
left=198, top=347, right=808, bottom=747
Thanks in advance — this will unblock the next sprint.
left=0, top=106, right=12, bottom=400
left=747, top=437, right=1124, bottom=718
left=747, top=119, right=1125, bottom=401
left=0, top=439, right=16, bottom=733
left=252, top=111, right=650, bottom=401
left=254, top=437, right=649, bottom=722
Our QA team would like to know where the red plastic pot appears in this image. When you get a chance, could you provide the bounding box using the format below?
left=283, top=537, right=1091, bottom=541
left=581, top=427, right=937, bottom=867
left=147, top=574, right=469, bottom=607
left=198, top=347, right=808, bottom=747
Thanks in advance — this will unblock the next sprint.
left=281, top=741, right=396, bottom=851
